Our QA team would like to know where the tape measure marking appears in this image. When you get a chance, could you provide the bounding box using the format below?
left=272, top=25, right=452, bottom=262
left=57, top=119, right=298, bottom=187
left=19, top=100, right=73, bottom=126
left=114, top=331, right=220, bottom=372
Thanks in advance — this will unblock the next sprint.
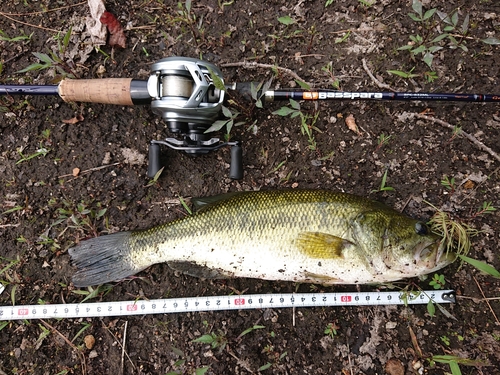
left=0, top=290, right=455, bottom=321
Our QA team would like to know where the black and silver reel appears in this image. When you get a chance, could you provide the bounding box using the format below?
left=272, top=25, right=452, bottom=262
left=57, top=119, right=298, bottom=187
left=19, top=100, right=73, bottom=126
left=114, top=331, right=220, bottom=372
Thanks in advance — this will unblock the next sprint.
left=146, top=57, right=243, bottom=179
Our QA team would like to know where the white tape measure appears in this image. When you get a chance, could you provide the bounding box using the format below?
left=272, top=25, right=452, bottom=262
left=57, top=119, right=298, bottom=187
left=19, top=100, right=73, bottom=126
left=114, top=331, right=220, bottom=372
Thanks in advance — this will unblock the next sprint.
left=0, top=290, right=455, bottom=320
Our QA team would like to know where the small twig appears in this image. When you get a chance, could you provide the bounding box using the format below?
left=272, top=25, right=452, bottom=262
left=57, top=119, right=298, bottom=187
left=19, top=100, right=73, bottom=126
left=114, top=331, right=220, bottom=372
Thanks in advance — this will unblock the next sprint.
left=361, top=58, right=395, bottom=91
left=103, top=322, right=136, bottom=370
left=457, top=295, right=500, bottom=302
left=40, top=319, right=87, bottom=375
left=414, top=113, right=500, bottom=163
left=58, top=162, right=121, bottom=179
left=0, top=1, right=86, bottom=16
left=473, top=276, right=500, bottom=325
left=227, top=348, right=255, bottom=374
left=220, top=61, right=311, bottom=87
left=459, top=166, right=500, bottom=205
left=121, top=321, right=128, bottom=375
left=0, top=12, right=61, bottom=33
left=346, top=339, right=353, bottom=375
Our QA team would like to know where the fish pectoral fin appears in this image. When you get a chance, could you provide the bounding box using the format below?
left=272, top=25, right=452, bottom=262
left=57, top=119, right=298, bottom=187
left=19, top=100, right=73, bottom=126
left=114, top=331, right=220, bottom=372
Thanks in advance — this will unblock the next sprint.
left=296, top=232, right=353, bottom=259
left=167, top=261, right=233, bottom=279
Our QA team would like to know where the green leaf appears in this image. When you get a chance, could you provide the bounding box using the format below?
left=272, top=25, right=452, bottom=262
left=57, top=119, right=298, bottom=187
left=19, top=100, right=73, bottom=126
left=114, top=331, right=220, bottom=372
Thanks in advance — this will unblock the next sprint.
left=16, top=63, right=46, bottom=74
left=423, top=8, right=437, bottom=21
left=295, top=80, right=311, bottom=90
left=451, top=11, right=459, bottom=27
left=411, top=45, right=426, bottom=54
left=387, top=70, right=410, bottom=78
left=423, top=52, right=434, bottom=68
left=0, top=321, right=9, bottom=332
left=33, top=52, right=54, bottom=65
left=204, top=119, right=229, bottom=133
left=431, top=33, right=449, bottom=43
left=258, top=362, right=273, bottom=371
left=208, top=66, right=226, bottom=92
left=427, top=300, right=436, bottom=317
left=449, top=361, right=462, bottom=375
left=458, top=254, right=500, bottom=278
left=171, top=347, right=185, bottom=357
left=63, top=27, right=72, bottom=49
left=192, top=334, right=215, bottom=344
left=195, top=366, right=210, bottom=375
left=289, top=98, right=301, bottom=110
left=277, top=15, right=295, bottom=25
left=238, top=325, right=265, bottom=338
left=427, top=46, right=443, bottom=53
left=431, top=355, right=486, bottom=367
left=397, top=45, right=414, bottom=51
left=272, top=106, right=297, bottom=116
left=408, top=13, right=422, bottom=22
left=411, top=0, right=423, bottom=17
left=461, top=13, right=470, bottom=34
left=482, top=37, right=500, bottom=45
left=221, top=105, right=233, bottom=118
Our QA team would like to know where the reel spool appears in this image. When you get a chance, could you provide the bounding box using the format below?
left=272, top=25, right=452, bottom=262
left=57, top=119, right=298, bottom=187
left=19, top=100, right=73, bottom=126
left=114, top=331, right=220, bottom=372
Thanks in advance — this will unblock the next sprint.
left=146, top=57, right=243, bottom=179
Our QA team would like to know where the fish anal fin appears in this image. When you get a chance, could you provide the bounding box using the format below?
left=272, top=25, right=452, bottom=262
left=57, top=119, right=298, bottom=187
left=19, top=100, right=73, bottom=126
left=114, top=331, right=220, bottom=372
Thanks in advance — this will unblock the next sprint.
left=303, top=271, right=342, bottom=284
left=167, top=261, right=233, bottom=279
left=297, top=232, right=352, bottom=259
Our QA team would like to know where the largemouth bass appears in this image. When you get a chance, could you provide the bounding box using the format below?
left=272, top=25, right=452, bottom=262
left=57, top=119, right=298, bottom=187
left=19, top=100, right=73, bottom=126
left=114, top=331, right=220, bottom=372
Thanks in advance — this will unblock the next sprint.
left=69, top=190, right=454, bottom=287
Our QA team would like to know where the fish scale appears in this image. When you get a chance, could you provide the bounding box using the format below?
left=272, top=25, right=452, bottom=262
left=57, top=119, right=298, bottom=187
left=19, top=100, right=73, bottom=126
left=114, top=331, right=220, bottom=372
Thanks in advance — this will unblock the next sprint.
left=69, top=190, right=454, bottom=287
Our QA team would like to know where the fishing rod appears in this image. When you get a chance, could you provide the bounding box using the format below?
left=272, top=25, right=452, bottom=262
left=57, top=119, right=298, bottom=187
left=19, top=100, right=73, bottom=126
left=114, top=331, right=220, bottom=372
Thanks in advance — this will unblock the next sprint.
left=2, top=56, right=500, bottom=178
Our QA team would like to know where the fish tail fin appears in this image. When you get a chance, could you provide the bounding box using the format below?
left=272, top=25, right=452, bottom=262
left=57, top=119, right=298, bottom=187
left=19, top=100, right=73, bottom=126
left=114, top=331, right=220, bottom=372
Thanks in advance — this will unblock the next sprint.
left=69, top=232, right=143, bottom=287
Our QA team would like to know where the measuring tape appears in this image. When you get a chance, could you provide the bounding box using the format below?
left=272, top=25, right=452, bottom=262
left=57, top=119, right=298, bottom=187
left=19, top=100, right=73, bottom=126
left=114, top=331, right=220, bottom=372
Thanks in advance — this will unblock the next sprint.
left=0, top=290, right=455, bottom=320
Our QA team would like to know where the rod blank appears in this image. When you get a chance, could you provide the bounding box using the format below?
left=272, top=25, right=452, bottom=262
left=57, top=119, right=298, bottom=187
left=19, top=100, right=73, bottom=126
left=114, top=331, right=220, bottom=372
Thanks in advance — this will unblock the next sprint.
left=264, top=90, right=500, bottom=103
left=0, top=85, right=59, bottom=96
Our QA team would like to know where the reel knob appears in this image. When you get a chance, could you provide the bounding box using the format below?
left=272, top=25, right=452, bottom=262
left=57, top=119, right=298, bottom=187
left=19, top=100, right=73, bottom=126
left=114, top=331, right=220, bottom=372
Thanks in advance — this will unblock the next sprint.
left=229, top=142, right=243, bottom=180
left=147, top=142, right=162, bottom=178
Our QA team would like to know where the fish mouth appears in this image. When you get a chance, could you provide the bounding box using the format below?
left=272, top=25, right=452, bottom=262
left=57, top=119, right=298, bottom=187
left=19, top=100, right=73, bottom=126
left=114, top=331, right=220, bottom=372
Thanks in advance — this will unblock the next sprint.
left=414, top=238, right=455, bottom=270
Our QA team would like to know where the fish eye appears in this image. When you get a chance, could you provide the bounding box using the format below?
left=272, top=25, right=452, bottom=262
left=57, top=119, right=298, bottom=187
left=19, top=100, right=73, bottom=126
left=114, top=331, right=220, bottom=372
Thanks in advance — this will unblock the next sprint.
left=415, top=222, right=429, bottom=235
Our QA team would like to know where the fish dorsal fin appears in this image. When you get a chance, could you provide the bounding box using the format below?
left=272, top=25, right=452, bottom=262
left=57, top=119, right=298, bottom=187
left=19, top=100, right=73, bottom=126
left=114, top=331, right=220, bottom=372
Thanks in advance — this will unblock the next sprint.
left=296, top=232, right=352, bottom=259
left=191, top=192, right=242, bottom=211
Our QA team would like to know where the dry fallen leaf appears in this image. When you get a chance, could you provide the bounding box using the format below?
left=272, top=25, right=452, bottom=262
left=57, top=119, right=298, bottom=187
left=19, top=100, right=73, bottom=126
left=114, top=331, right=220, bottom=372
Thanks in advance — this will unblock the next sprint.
left=384, top=358, right=405, bottom=375
left=62, top=114, right=84, bottom=124
left=84, top=335, right=96, bottom=350
left=345, top=114, right=361, bottom=135
left=86, top=0, right=107, bottom=46
left=463, top=180, right=475, bottom=189
left=100, top=11, right=126, bottom=48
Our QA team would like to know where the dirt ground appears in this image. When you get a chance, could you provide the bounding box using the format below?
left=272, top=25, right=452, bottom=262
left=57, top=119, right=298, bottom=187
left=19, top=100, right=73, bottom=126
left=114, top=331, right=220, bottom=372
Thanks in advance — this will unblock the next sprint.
left=1, top=0, right=500, bottom=374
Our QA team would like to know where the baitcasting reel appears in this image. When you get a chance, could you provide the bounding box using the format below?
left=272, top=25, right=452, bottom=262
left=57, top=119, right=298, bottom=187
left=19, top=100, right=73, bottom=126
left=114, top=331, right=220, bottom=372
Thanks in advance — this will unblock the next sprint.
left=145, top=57, right=242, bottom=179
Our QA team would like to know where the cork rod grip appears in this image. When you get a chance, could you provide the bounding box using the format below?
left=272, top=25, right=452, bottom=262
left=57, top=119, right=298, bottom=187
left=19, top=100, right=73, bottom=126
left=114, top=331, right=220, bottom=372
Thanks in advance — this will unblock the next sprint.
left=58, top=78, right=134, bottom=105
